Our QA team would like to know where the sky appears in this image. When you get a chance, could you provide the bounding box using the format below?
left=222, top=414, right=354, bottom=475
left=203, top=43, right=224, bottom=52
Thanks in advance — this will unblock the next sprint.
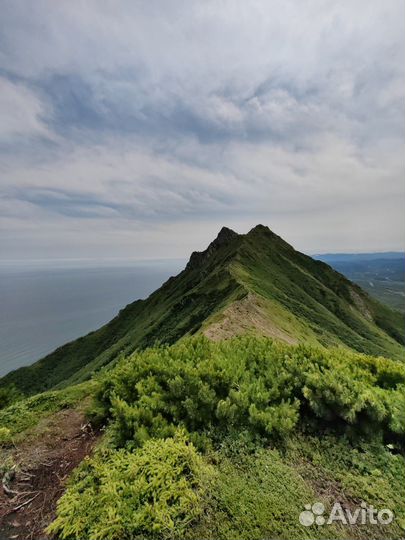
left=0, top=0, right=404, bottom=262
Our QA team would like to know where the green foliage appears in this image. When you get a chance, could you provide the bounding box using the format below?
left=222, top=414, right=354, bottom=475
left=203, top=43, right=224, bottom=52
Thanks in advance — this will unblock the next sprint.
left=0, top=381, right=94, bottom=443
left=188, top=433, right=405, bottom=540
left=190, top=445, right=340, bottom=540
left=47, top=431, right=213, bottom=540
left=284, top=433, right=405, bottom=539
left=96, top=337, right=301, bottom=448
left=0, top=427, right=12, bottom=444
left=2, top=224, right=403, bottom=399
left=48, top=337, right=405, bottom=540
left=95, top=336, right=405, bottom=449
left=0, top=384, right=22, bottom=409
left=300, top=349, right=405, bottom=436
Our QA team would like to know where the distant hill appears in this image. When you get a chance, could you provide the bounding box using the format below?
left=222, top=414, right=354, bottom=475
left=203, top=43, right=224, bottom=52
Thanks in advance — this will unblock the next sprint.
left=314, top=252, right=405, bottom=262
left=315, top=252, right=405, bottom=312
left=1, top=225, right=404, bottom=395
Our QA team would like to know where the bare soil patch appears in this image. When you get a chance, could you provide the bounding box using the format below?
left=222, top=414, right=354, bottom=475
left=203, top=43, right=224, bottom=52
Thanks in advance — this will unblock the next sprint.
left=0, top=408, right=99, bottom=540
left=203, top=293, right=297, bottom=344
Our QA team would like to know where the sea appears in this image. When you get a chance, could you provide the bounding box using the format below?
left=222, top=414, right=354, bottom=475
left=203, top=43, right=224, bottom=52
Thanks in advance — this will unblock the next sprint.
left=0, top=259, right=185, bottom=377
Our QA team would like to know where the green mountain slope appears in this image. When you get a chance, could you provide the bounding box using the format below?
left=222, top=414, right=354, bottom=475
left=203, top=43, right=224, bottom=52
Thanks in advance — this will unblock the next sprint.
left=2, top=336, right=405, bottom=540
left=38, top=336, right=405, bottom=540
left=1, top=225, right=403, bottom=396
left=208, top=225, right=404, bottom=356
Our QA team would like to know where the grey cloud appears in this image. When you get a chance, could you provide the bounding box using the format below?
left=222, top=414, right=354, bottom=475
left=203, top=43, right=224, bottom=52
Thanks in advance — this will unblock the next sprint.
left=0, top=0, right=403, bottom=260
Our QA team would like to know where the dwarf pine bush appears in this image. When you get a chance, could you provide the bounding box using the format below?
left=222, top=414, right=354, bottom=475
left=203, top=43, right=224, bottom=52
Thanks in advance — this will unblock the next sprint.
left=47, top=431, right=212, bottom=540
left=94, top=336, right=405, bottom=447
left=49, top=337, right=405, bottom=539
left=0, top=427, right=11, bottom=444
left=0, top=384, right=21, bottom=410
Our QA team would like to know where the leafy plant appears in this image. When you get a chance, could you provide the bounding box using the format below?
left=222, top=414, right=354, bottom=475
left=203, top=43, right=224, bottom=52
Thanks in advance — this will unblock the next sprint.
left=47, top=431, right=213, bottom=540
left=0, top=384, right=22, bottom=409
left=94, top=336, right=405, bottom=449
left=0, top=427, right=12, bottom=444
left=47, top=336, right=405, bottom=540
left=0, top=381, right=94, bottom=442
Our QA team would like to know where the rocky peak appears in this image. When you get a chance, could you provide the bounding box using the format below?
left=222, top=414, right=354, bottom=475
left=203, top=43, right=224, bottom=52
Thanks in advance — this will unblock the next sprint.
left=186, top=226, right=239, bottom=270
left=212, top=226, right=238, bottom=247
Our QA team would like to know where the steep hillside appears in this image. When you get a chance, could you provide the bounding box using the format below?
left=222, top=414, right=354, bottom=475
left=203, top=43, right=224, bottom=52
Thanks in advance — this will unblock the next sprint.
left=209, top=225, right=404, bottom=357
left=1, top=225, right=403, bottom=396
left=2, top=336, right=402, bottom=540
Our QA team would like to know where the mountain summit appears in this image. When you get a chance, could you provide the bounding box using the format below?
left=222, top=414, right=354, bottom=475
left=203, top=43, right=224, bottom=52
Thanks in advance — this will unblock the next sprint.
left=186, top=226, right=239, bottom=270
left=1, top=225, right=404, bottom=395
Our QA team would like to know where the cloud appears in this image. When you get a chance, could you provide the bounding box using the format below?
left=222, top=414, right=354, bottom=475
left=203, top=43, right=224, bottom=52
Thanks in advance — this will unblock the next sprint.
left=0, top=0, right=404, bottom=259
left=0, top=77, right=52, bottom=141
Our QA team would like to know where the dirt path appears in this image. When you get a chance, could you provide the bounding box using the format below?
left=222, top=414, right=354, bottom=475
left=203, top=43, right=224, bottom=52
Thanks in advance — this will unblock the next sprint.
left=0, top=408, right=99, bottom=540
left=203, top=292, right=297, bottom=344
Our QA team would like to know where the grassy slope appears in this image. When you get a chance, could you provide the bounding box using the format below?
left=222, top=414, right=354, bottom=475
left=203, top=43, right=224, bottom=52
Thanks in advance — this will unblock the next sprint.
left=1, top=225, right=403, bottom=397
left=355, top=279, right=405, bottom=313
left=189, top=433, right=405, bottom=540
left=4, top=398, right=402, bottom=540
left=2, top=394, right=403, bottom=540
left=0, top=381, right=95, bottom=443
left=229, top=226, right=404, bottom=358
left=0, top=232, right=244, bottom=395
left=36, top=336, right=405, bottom=540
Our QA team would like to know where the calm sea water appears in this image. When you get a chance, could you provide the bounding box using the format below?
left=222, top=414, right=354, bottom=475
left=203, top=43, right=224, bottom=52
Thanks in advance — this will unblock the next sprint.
left=0, top=261, right=184, bottom=377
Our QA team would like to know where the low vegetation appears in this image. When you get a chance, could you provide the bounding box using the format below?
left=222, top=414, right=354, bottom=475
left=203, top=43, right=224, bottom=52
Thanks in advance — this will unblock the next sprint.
left=0, top=381, right=94, bottom=444
left=94, top=336, right=405, bottom=449
left=0, top=384, right=22, bottom=410
left=1, top=225, right=403, bottom=399
left=47, top=431, right=212, bottom=540
left=46, top=336, right=405, bottom=539
left=1, top=227, right=404, bottom=539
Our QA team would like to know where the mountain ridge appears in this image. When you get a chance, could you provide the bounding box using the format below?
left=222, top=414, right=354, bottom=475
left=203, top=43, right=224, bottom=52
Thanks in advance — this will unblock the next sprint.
left=0, top=225, right=403, bottom=396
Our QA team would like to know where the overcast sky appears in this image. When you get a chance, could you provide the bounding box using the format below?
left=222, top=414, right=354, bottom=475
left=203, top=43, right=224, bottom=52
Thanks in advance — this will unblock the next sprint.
left=0, top=0, right=404, bottom=262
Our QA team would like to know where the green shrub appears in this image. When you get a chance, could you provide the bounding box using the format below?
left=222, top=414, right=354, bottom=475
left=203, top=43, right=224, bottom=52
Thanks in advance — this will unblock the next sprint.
left=0, top=381, right=94, bottom=440
left=300, top=347, right=405, bottom=436
left=47, top=431, right=212, bottom=540
left=0, top=427, right=12, bottom=444
left=96, top=337, right=300, bottom=448
left=94, top=336, right=405, bottom=448
left=0, top=384, right=22, bottom=409
left=49, top=337, right=405, bottom=540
